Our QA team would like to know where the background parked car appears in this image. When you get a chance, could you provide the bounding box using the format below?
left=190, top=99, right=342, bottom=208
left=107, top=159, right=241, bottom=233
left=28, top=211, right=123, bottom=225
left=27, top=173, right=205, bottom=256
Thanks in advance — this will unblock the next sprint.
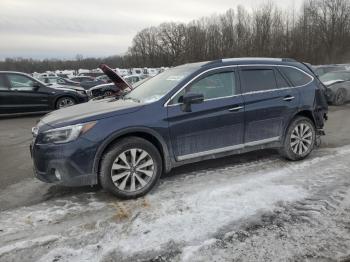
left=70, top=76, right=95, bottom=83
left=87, top=77, right=150, bottom=99
left=313, top=65, right=348, bottom=76
left=87, top=83, right=120, bottom=98
left=124, top=74, right=147, bottom=85
left=0, top=71, right=88, bottom=115
left=320, top=71, right=350, bottom=105
left=38, top=76, right=80, bottom=87
left=80, top=75, right=111, bottom=90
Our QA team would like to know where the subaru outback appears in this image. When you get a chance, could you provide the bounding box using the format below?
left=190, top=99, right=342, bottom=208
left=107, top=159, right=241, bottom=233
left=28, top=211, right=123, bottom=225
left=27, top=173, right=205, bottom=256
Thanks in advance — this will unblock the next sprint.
left=31, top=58, right=328, bottom=199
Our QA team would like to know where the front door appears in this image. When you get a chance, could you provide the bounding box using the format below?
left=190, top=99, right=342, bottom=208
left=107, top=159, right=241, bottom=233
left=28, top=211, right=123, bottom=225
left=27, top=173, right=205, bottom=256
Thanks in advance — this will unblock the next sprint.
left=6, top=73, right=51, bottom=113
left=167, top=68, right=245, bottom=161
left=0, top=74, right=18, bottom=114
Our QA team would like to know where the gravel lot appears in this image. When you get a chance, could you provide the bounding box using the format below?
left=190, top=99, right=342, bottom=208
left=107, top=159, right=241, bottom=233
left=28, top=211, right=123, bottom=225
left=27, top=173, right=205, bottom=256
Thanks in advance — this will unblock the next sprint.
left=0, top=104, right=350, bottom=262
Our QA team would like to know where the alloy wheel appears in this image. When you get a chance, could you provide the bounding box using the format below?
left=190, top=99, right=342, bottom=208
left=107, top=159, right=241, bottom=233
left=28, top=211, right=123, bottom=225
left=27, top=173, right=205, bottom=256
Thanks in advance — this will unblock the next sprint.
left=290, top=123, right=313, bottom=156
left=58, top=97, right=75, bottom=108
left=110, top=148, right=155, bottom=192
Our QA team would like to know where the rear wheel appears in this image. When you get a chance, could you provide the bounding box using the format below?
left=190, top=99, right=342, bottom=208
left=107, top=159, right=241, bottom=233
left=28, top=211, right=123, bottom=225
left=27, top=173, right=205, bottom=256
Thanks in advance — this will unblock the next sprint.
left=280, top=116, right=316, bottom=161
left=333, top=88, right=347, bottom=105
left=56, top=96, right=76, bottom=109
left=99, top=137, right=162, bottom=199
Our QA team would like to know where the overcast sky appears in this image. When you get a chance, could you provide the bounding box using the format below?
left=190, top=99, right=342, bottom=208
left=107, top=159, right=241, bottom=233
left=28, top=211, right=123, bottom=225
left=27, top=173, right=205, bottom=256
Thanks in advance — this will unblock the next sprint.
left=0, top=0, right=303, bottom=60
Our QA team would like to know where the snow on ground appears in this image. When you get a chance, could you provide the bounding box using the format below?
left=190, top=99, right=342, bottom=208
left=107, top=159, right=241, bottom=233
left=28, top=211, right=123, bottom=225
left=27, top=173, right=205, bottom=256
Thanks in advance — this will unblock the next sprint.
left=1, top=145, right=350, bottom=261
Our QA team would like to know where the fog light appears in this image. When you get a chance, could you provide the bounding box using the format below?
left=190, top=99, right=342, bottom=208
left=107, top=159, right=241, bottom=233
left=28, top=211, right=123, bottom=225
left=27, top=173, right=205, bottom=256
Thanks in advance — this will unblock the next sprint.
left=54, top=169, right=62, bottom=180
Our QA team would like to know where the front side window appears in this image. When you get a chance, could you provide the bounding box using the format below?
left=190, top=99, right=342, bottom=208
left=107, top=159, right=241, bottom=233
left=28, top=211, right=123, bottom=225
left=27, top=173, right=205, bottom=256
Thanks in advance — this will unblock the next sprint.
left=7, top=74, right=36, bottom=91
left=173, top=71, right=236, bottom=104
left=241, top=69, right=277, bottom=92
left=280, top=67, right=313, bottom=86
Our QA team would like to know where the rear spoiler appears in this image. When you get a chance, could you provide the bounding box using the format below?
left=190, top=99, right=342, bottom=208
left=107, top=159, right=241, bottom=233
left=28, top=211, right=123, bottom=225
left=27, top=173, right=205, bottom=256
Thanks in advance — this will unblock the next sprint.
left=99, top=64, right=133, bottom=90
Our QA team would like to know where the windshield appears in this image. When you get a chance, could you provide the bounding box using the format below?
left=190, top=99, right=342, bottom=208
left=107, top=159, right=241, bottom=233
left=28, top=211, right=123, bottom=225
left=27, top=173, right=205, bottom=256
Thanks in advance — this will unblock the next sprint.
left=320, top=71, right=350, bottom=82
left=123, top=66, right=198, bottom=103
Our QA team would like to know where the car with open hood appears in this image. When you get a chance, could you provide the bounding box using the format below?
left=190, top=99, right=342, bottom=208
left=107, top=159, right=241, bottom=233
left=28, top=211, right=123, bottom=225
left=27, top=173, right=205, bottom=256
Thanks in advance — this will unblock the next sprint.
left=87, top=65, right=150, bottom=99
left=0, top=71, right=88, bottom=115
left=31, top=58, right=328, bottom=199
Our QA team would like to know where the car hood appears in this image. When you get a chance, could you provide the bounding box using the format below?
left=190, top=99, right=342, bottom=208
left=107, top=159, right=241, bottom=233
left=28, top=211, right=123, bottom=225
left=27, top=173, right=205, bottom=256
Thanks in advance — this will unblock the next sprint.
left=322, top=79, right=345, bottom=86
left=99, top=64, right=133, bottom=91
left=89, top=83, right=115, bottom=91
left=40, top=98, right=143, bottom=127
left=49, top=84, right=85, bottom=92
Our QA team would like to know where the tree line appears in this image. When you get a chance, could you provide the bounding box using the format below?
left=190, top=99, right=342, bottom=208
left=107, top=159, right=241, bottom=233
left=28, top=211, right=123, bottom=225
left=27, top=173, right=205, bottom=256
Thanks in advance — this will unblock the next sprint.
left=1, top=0, right=350, bottom=73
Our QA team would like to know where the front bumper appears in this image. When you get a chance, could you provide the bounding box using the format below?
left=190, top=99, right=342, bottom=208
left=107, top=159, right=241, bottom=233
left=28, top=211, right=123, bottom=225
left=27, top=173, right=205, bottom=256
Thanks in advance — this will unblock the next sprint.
left=76, top=94, right=89, bottom=103
left=30, top=137, right=98, bottom=186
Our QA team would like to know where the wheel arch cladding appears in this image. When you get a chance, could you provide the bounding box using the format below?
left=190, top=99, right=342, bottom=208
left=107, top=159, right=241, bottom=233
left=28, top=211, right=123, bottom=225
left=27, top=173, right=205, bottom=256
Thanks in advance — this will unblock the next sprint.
left=93, top=128, right=172, bottom=180
left=295, top=110, right=316, bottom=125
left=282, top=110, right=316, bottom=142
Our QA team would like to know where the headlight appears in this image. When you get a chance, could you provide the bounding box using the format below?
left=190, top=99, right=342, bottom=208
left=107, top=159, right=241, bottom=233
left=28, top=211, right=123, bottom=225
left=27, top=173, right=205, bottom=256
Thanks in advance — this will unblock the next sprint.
left=77, top=90, right=86, bottom=95
left=41, top=121, right=96, bottom=144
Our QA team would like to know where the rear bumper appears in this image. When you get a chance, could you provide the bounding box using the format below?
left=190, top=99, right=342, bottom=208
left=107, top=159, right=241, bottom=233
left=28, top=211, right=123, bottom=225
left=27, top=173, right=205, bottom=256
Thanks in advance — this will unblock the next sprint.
left=31, top=138, right=98, bottom=186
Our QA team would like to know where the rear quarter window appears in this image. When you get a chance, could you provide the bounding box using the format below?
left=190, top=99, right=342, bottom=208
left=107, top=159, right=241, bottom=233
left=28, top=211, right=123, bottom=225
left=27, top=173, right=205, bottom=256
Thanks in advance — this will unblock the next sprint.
left=279, top=67, right=313, bottom=87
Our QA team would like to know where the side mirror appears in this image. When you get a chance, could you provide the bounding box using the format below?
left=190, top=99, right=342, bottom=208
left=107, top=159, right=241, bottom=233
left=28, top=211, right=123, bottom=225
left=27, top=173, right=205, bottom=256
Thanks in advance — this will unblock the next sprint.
left=181, top=92, right=204, bottom=112
left=32, top=82, right=41, bottom=91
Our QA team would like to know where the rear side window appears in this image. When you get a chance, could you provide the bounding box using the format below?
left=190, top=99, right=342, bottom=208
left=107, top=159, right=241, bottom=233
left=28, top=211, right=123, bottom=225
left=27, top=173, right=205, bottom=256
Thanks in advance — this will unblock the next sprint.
left=279, top=67, right=312, bottom=86
left=275, top=69, right=290, bottom=88
left=241, top=69, right=276, bottom=92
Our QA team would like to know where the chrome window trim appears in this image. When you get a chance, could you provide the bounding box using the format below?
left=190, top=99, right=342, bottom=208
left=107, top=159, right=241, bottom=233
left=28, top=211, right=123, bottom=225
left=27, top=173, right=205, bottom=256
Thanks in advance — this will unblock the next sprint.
left=176, top=136, right=280, bottom=161
left=164, top=64, right=314, bottom=107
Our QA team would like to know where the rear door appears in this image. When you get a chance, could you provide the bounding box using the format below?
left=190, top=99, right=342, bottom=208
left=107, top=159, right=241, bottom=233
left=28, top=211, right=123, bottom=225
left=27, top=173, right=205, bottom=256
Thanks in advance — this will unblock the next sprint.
left=239, top=65, right=300, bottom=144
left=6, top=73, right=52, bottom=112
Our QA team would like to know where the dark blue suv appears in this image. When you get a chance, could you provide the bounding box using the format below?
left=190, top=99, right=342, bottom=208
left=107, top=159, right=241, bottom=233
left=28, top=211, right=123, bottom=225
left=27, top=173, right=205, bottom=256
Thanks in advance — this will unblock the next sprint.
left=31, top=58, right=328, bottom=199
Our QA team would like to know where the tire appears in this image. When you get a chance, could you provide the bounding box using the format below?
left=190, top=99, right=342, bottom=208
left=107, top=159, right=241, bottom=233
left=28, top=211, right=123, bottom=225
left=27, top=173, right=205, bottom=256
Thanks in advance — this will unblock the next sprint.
left=99, top=137, right=163, bottom=199
left=279, top=116, right=316, bottom=161
left=55, top=96, right=76, bottom=109
left=333, top=88, right=347, bottom=106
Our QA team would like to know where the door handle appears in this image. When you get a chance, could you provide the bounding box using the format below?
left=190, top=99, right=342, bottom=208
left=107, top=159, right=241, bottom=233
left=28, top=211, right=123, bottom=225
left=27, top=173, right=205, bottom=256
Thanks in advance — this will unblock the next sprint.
left=283, top=96, right=295, bottom=101
left=228, top=106, right=244, bottom=112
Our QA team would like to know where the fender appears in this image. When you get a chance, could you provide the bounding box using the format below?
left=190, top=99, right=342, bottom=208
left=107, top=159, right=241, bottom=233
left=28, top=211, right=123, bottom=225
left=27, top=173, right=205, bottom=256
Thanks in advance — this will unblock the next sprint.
left=92, top=126, right=174, bottom=177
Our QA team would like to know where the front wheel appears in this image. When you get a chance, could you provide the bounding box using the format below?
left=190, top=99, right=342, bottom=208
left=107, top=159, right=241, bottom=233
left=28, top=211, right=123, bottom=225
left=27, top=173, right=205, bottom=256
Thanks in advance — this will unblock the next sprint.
left=56, top=96, right=76, bottom=109
left=99, top=137, right=163, bottom=199
left=279, top=116, right=316, bottom=161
